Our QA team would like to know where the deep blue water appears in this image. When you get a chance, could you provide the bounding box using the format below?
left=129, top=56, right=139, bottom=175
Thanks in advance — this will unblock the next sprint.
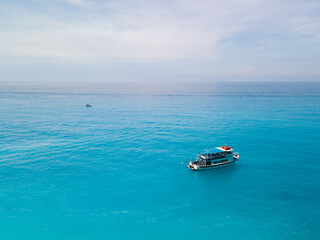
left=0, top=82, right=320, bottom=240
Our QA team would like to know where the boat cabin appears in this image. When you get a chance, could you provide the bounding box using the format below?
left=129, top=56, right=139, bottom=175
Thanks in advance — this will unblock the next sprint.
left=197, top=148, right=233, bottom=160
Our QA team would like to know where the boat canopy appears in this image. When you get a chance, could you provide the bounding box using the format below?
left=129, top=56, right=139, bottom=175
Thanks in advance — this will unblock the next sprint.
left=200, top=148, right=224, bottom=155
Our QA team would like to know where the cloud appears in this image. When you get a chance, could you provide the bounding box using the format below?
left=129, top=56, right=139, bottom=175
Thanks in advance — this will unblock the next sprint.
left=64, top=0, right=93, bottom=7
left=0, top=0, right=267, bottom=61
left=290, top=16, right=320, bottom=40
left=0, top=0, right=320, bottom=77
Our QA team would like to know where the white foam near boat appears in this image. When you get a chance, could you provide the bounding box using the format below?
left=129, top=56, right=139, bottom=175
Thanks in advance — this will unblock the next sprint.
left=187, top=145, right=239, bottom=171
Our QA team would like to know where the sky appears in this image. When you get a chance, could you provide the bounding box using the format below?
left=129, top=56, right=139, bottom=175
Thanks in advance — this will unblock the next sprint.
left=0, top=0, right=320, bottom=82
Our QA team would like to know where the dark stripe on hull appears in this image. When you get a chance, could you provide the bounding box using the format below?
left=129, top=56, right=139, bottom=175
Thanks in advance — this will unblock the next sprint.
left=199, top=160, right=235, bottom=169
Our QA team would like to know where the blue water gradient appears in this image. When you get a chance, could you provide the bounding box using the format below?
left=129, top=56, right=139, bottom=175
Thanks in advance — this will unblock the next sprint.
left=0, top=82, right=319, bottom=239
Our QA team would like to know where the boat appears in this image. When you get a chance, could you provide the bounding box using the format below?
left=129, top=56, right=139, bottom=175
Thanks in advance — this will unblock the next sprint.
left=86, top=104, right=92, bottom=107
left=187, top=145, right=239, bottom=171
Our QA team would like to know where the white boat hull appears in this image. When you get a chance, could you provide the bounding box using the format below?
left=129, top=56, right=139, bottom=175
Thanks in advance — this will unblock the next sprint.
left=188, top=158, right=237, bottom=171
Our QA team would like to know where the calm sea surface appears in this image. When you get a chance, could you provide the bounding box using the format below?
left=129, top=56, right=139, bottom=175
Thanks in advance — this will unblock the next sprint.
left=0, top=82, right=319, bottom=240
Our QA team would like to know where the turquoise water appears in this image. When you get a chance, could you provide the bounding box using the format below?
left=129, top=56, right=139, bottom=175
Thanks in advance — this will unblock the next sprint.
left=0, top=82, right=320, bottom=240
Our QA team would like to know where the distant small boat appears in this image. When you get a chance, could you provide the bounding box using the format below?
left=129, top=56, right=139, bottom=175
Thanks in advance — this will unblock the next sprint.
left=86, top=104, right=92, bottom=107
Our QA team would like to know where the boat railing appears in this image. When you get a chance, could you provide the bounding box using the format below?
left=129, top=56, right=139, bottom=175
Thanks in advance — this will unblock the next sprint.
left=199, top=154, right=230, bottom=160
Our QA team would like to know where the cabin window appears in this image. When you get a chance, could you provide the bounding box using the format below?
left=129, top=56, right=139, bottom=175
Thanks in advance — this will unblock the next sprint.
left=214, top=161, right=217, bottom=164
left=206, top=161, right=211, bottom=165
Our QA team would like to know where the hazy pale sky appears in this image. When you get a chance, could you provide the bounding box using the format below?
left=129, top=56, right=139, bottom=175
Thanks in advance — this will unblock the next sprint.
left=0, top=0, right=320, bottom=82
